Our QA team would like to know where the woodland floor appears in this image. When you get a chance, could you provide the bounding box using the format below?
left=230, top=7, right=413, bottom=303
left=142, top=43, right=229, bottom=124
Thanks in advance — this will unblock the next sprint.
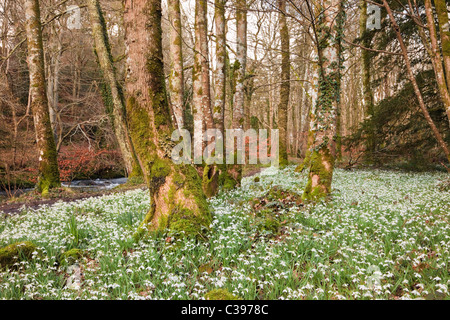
left=0, top=166, right=449, bottom=300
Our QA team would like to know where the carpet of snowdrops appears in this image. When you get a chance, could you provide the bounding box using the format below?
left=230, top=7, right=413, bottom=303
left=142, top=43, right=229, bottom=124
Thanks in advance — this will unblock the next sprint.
left=0, top=166, right=449, bottom=300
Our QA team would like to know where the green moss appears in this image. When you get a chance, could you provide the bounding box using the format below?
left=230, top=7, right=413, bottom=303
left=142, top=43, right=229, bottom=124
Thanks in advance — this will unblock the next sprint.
left=60, top=248, right=85, bottom=265
left=295, top=130, right=314, bottom=173
left=204, top=289, right=241, bottom=300
left=149, top=157, right=171, bottom=192
left=36, top=141, right=61, bottom=196
left=218, top=164, right=238, bottom=191
left=126, top=96, right=155, bottom=166
left=261, top=216, right=280, bottom=234
left=0, top=241, right=36, bottom=269
left=302, top=147, right=335, bottom=201
left=166, top=206, right=208, bottom=239
left=133, top=164, right=211, bottom=242
left=202, top=165, right=219, bottom=198
left=133, top=211, right=154, bottom=242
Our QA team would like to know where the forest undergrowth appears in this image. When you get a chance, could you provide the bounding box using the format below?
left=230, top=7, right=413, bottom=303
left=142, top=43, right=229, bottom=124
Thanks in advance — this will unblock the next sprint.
left=0, top=166, right=448, bottom=300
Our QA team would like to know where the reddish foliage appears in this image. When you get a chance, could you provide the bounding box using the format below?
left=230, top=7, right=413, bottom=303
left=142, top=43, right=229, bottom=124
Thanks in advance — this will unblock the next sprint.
left=58, top=145, right=124, bottom=182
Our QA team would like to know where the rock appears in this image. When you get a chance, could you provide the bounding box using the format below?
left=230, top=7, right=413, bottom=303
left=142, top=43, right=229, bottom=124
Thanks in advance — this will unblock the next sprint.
left=0, top=241, right=36, bottom=269
left=66, top=264, right=82, bottom=290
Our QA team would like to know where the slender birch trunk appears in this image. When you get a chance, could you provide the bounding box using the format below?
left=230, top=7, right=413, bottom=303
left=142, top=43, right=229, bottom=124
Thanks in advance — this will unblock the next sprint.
left=124, top=0, right=210, bottom=240
left=25, top=0, right=61, bottom=195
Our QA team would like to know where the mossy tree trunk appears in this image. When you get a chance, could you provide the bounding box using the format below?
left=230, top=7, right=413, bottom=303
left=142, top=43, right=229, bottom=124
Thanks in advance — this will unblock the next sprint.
left=124, top=0, right=211, bottom=240
left=296, top=49, right=317, bottom=173
left=424, top=0, right=450, bottom=127
left=87, top=0, right=141, bottom=177
left=278, top=0, right=290, bottom=167
left=168, top=0, right=185, bottom=130
left=303, top=0, right=342, bottom=201
left=193, top=0, right=219, bottom=197
left=233, top=0, right=247, bottom=129
left=434, top=0, right=450, bottom=87
left=227, top=0, right=247, bottom=186
left=25, top=0, right=61, bottom=195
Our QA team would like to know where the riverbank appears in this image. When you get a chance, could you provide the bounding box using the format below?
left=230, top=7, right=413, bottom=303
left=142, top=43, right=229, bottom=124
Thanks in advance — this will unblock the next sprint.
left=0, top=179, right=146, bottom=217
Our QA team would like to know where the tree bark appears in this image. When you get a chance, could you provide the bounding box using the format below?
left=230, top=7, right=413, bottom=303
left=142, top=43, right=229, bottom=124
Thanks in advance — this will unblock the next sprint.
left=193, top=0, right=214, bottom=162
left=214, top=0, right=227, bottom=134
left=424, top=0, right=450, bottom=126
left=278, top=0, right=290, bottom=167
left=233, top=0, right=247, bottom=129
left=434, top=0, right=450, bottom=86
left=303, top=0, right=342, bottom=200
left=168, top=0, right=185, bottom=130
left=87, top=0, right=141, bottom=177
left=124, top=0, right=210, bottom=240
left=24, top=0, right=61, bottom=195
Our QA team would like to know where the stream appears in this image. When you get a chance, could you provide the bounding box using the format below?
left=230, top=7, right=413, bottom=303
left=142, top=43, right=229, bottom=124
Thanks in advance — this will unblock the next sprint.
left=0, top=177, right=128, bottom=198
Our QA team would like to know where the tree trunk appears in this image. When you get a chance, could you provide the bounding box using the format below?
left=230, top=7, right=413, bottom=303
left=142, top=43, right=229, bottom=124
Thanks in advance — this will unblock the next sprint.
left=123, top=0, right=210, bottom=240
left=359, top=0, right=376, bottom=160
left=87, top=0, right=141, bottom=177
left=233, top=0, right=247, bottom=129
left=303, top=0, right=342, bottom=201
left=193, top=0, right=214, bottom=162
left=278, top=0, right=290, bottom=167
left=168, top=0, right=185, bottom=130
left=382, top=0, right=450, bottom=164
left=424, top=0, right=450, bottom=126
left=434, top=0, right=450, bottom=87
left=24, top=0, right=60, bottom=195
left=214, top=0, right=227, bottom=134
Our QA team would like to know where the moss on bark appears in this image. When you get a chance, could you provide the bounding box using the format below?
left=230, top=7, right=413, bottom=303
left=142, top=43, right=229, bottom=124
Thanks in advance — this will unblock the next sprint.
left=302, top=147, right=335, bottom=201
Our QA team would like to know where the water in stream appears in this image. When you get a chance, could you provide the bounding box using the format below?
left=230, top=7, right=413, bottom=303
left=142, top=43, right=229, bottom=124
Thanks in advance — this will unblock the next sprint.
left=0, top=177, right=128, bottom=198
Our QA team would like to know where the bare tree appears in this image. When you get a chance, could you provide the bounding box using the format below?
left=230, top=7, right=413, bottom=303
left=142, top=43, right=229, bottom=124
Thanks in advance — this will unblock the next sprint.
left=86, top=0, right=141, bottom=177
left=24, top=0, right=61, bottom=194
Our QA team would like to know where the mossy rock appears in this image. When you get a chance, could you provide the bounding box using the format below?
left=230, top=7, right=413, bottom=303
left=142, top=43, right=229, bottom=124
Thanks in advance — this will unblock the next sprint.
left=0, top=241, right=37, bottom=269
left=60, top=248, right=85, bottom=265
left=204, top=289, right=241, bottom=300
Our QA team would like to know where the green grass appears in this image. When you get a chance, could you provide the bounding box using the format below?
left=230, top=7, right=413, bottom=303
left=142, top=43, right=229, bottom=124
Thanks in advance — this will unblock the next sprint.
left=0, top=166, right=448, bottom=300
